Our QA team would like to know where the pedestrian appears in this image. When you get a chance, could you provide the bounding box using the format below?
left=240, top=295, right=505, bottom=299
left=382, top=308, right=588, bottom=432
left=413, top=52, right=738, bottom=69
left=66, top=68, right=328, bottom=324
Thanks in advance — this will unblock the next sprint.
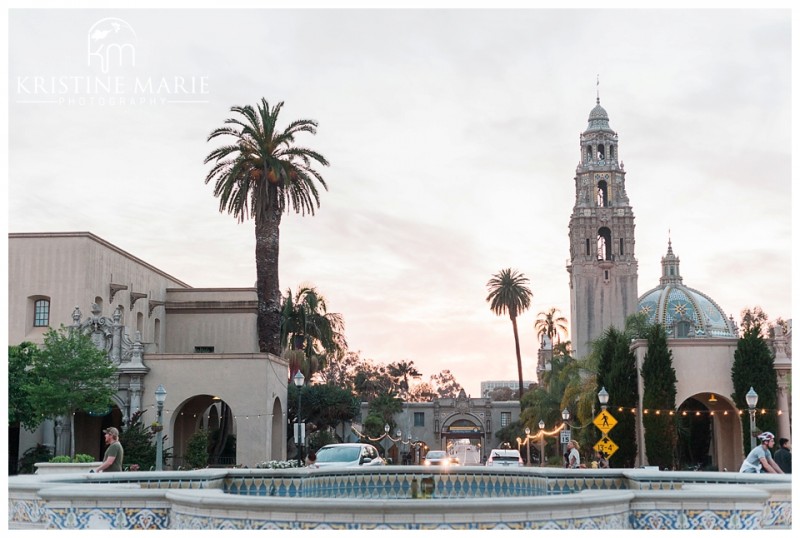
left=773, top=438, right=791, bottom=473
left=567, top=440, right=581, bottom=469
left=595, top=450, right=609, bottom=469
left=739, top=432, right=783, bottom=474
left=94, top=427, right=124, bottom=473
left=563, top=450, right=570, bottom=468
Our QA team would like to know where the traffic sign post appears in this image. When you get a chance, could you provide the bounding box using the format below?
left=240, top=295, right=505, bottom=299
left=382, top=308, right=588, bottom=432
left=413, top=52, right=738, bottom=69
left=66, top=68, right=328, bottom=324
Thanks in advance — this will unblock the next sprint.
left=593, top=409, right=618, bottom=461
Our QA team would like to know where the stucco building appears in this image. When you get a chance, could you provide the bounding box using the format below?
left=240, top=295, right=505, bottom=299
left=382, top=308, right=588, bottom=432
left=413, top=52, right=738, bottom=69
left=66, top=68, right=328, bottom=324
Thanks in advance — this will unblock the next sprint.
left=8, top=232, right=288, bottom=470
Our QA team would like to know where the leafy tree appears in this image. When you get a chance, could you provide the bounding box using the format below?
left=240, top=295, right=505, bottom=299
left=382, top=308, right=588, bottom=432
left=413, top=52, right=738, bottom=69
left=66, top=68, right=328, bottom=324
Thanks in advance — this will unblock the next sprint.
left=486, top=268, right=533, bottom=397
left=205, top=99, right=329, bottom=356
left=281, top=284, right=346, bottom=379
left=641, top=323, right=677, bottom=470
left=407, top=382, right=436, bottom=402
left=429, top=369, right=463, bottom=399
left=8, top=342, right=39, bottom=430
left=289, top=383, right=360, bottom=435
left=488, top=386, right=515, bottom=401
left=534, top=307, right=569, bottom=347
left=25, top=327, right=117, bottom=457
left=731, top=308, right=779, bottom=455
left=119, top=410, right=172, bottom=471
left=184, top=428, right=210, bottom=469
left=593, top=325, right=639, bottom=468
left=353, top=362, right=394, bottom=402
left=17, top=444, right=53, bottom=475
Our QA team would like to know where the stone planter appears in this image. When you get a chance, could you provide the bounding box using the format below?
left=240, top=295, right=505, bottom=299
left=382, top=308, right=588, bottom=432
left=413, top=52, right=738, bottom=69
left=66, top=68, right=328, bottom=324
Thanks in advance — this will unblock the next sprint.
left=35, top=462, right=101, bottom=475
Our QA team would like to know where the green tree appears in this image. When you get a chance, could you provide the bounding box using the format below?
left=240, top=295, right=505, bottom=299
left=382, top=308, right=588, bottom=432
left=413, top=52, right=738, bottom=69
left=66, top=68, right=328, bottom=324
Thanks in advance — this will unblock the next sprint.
left=731, top=308, right=779, bottom=456
left=205, top=99, right=329, bottom=356
left=26, top=327, right=117, bottom=457
left=534, top=307, right=569, bottom=346
left=8, top=342, right=39, bottom=430
left=641, top=323, right=677, bottom=470
left=119, top=410, right=171, bottom=471
left=289, top=383, right=360, bottom=436
left=281, top=285, right=346, bottom=379
left=486, top=268, right=533, bottom=398
left=185, top=428, right=210, bottom=469
left=593, top=325, right=639, bottom=468
left=429, top=369, right=464, bottom=399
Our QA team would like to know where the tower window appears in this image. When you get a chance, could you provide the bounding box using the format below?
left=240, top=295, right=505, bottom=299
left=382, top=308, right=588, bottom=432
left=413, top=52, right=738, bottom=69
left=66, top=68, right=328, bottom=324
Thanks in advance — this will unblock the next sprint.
left=34, top=299, right=50, bottom=327
left=604, top=270, right=609, bottom=280
left=597, top=227, right=612, bottom=260
left=609, top=145, right=615, bottom=160
left=619, top=238, right=624, bottom=256
left=597, top=144, right=605, bottom=160
left=586, top=146, right=593, bottom=163
left=597, top=180, right=608, bottom=207
left=585, top=238, right=591, bottom=256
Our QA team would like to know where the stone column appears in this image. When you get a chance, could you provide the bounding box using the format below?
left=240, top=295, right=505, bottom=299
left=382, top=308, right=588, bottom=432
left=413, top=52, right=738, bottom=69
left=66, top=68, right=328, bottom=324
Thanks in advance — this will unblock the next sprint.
left=771, top=327, right=791, bottom=440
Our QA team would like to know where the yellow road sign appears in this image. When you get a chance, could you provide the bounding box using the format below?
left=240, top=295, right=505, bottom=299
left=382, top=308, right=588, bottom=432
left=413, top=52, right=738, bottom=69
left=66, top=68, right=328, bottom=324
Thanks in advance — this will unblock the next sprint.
left=593, top=410, right=617, bottom=434
left=594, top=436, right=619, bottom=458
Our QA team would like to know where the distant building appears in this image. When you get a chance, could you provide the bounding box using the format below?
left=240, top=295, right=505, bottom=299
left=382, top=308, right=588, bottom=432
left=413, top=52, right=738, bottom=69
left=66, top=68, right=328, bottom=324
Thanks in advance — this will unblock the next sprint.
left=480, top=380, right=536, bottom=398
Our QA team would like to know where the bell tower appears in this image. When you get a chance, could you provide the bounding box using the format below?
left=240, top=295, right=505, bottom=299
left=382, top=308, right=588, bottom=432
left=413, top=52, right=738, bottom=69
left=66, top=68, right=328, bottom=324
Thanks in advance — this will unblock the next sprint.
left=567, top=96, right=638, bottom=358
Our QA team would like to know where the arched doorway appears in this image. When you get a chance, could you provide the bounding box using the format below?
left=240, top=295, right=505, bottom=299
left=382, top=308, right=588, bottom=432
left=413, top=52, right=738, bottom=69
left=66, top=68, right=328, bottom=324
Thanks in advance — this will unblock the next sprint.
left=441, top=418, right=484, bottom=465
left=172, top=395, right=237, bottom=469
left=676, top=393, right=741, bottom=471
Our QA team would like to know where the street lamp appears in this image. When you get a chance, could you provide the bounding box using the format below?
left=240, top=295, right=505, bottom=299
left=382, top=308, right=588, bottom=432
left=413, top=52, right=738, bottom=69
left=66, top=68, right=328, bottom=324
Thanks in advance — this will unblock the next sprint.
left=561, top=408, right=571, bottom=458
left=598, top=387, right=609, bottom=411
left=538, top=420, right=545, bottom=467
left=746, top=386, right=758, bottom=451
left=154, top=384, right=167, bottom=471
left=524, top=427, right=531, bottom=466
left=293, top=371, right=305, bottom=466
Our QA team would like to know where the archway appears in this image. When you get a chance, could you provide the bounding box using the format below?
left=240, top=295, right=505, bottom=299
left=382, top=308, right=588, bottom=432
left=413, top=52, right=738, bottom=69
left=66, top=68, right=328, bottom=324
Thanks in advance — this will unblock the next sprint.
left=441, top=417, right=484, bottom=465
left=676, top=393, right=740, bottom=471
left=172, top=394, right=237, bottom=469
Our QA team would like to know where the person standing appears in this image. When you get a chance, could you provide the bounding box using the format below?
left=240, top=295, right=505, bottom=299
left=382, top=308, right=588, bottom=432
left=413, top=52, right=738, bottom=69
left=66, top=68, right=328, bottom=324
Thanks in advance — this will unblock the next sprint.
left=567, top=440, right=581, bottom=469
left=95, top=427, right=124, bottom=473
left=773, top=438, right=791, bottom=473
left=739, top=432, right=783, bottom=474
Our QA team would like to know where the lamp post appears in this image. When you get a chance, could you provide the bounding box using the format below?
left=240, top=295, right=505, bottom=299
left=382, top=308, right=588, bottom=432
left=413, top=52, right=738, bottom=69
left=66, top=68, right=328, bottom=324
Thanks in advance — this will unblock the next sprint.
left=155, top=384, right=167, bottom=471
left=293, top=371, right=305, bottom=466
left=561, top=408, right=570, bottom=459
left=538, top=420, right=545, bottom=467
left=524, top=427, right=531, bottom=466
left=746, top=386, right=758, bottom=451
left=598, top=386, right=609, bottom=412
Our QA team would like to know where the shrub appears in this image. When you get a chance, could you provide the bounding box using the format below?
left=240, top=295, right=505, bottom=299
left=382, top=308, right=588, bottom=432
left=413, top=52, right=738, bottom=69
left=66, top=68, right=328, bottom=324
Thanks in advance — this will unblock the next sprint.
left=184, top=428, right=210, bottom=469
left=18, top=444, right=52, bottom=474
left=49, top=453, right=95, bottom=463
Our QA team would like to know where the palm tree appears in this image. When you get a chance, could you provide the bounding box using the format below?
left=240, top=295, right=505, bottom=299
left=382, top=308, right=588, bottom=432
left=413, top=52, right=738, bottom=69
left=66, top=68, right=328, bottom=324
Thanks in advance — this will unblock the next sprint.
left=281, top=285, right=346, bottom=379
left=205, top=99, right=329, bottom=356
left=534, top=307, right=569, bottom=347
left=387, top=360, right=422, bottom=395
left=486, top=268, right=533, bottom=398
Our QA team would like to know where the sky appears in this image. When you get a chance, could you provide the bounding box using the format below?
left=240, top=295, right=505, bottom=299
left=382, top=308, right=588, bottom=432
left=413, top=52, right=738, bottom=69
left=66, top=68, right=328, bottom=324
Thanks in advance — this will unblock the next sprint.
left=4, top=4, right=794, bottom=397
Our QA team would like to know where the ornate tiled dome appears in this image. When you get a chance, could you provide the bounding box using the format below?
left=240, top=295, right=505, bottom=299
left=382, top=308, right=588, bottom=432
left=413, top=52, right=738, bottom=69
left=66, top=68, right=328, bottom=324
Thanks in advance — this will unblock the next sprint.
left=586, top=99, right=611, bottom=132
left=637, top=241, right=737, bottom=338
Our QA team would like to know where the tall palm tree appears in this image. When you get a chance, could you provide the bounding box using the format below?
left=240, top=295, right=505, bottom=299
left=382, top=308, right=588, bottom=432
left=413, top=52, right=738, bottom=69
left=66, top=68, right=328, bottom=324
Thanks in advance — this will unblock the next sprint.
left=280, top=285, right=346, bottom=379
left=486, top=268, right=533, bottom=398
left=387, top=360, right=422, bottom=395
left=535, top=307, right=569, bottom=347
left=205, top=99, right=329, bottom=356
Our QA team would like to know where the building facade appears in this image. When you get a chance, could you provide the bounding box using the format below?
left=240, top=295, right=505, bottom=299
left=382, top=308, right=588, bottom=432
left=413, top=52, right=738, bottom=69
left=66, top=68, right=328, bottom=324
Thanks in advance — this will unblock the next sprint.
left=9, top=232, right=288, bottom=470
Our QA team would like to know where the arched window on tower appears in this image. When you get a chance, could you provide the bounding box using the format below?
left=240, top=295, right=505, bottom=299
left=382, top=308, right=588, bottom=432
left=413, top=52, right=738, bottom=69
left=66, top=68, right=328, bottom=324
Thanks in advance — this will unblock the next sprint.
left=676, top=321, right=691, bottom=338
left=597, top=144, right=605, bottom=161
left=597, top=227, right=612, bottom=260
left=586, top=146, right=592, bottom=163
left=597, top=180, right=608, bottom=207
left=609, top=145, right=615, bottom=161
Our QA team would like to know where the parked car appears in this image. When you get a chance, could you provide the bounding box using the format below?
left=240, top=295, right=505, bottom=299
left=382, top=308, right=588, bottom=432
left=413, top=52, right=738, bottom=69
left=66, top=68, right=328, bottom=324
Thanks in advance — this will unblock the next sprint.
left=485, top=449, right=524, bottom=467
left=423, top=450, right=458, bottom=466
left=313, top=443, right=386, bottom=468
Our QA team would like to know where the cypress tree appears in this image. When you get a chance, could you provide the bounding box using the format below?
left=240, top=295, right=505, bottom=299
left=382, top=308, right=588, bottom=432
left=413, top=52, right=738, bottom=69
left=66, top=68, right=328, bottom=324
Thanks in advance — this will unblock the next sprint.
left=731, top=310, right=778, bottom=456
left=594, top=326, right=639, bottom=468
left=641, top=324, right=677, bottom=469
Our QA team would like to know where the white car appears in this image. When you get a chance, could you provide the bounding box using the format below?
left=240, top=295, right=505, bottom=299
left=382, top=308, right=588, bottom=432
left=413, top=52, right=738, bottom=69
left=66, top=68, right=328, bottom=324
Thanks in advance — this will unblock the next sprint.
left=313, top=443, right=386, bottom=468
left=485, top=449, right=524, bottom=467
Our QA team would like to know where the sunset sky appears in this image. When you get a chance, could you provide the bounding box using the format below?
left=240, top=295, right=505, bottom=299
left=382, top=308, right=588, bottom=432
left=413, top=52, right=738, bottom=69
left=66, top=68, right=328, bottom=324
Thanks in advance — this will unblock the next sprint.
left=5, top=5, right=793, bottom=396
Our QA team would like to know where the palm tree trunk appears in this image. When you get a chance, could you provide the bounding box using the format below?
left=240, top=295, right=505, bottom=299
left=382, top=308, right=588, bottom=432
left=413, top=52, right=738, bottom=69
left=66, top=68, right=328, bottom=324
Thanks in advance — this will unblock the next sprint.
left=255, top=202, right=282, bottom=356
left=511, top=316, right=524, bottom=398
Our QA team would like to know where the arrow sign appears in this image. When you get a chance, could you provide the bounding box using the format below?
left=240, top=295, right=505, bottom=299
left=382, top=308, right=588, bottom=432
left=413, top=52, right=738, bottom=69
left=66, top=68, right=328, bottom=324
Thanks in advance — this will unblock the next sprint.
left=593, top=410, right=617, bottom=434
left=593, top=436, right=619, bottom=458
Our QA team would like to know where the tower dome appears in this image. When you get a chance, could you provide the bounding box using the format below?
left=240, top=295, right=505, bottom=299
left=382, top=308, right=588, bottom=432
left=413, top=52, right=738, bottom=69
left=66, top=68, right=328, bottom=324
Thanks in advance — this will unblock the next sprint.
left=586, top=98, right=612, bottom=132
left=637, top=240, right=737, bottom=338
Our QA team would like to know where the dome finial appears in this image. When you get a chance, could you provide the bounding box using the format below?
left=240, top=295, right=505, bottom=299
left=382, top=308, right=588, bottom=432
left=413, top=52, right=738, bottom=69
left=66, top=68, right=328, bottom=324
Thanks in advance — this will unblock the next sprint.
left=596, top=74, right=600, bottom=104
